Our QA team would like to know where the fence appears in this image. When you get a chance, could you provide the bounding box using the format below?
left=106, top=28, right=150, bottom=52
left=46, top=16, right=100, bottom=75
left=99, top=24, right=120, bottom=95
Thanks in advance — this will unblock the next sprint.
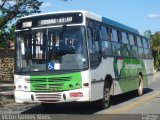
left=0, top=49, right=14, bottom=81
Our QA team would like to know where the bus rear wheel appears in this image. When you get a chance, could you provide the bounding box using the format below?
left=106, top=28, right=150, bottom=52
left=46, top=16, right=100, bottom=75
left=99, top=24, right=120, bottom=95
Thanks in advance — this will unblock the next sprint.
left=137, top=75, right=143, bottom=96
left=97, top=82, right=111, bottom=109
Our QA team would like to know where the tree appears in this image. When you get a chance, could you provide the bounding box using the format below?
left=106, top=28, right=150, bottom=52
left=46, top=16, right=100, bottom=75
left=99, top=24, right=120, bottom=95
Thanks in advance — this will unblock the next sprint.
left=0, top=0, right=42, bottom=48
left=150, top=32, right=160, bottom=70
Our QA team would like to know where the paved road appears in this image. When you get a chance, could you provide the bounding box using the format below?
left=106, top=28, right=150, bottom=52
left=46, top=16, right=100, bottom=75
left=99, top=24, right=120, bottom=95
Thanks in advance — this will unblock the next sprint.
left=0, top=73, right=160, bottom=120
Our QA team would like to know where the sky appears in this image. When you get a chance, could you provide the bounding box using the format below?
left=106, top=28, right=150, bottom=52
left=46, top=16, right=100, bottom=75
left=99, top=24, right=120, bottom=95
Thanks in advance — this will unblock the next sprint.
left=39, top=0, right=160, bottom=34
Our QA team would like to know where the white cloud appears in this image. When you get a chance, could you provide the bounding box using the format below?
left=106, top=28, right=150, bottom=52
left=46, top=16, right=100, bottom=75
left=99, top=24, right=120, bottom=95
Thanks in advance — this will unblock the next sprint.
left=41, top=2, right=52, bottom=9
left=148, top=13, right=160, bottom=19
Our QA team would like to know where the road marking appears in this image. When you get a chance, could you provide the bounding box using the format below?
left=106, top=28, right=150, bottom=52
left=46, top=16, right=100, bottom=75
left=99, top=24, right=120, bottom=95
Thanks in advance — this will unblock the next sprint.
left=96, top=91, right=160, bottom=120
left=110, top=92, right=160, bottom=114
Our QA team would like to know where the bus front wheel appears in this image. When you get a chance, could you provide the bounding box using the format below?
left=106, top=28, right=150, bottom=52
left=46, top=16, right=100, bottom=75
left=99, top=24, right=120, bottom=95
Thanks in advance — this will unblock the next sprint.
left=97, top=82, right=111, bottom=109
left=137, top=75, right=143, bottom=96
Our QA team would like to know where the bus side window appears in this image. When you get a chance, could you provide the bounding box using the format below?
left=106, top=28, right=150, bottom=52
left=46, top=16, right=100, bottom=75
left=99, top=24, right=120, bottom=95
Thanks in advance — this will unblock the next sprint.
left=107, top=27, right=112, bottom=40
left=137, top=36, right=142, bottom=47
left=143, top=38, right=151, bottom=58
left=144, top=48, right=150, bottom=59
left=87, top=27, right=100, bottom=54
left=117, top=31, right=122, bottom=43
left=129, top=34, right=137, bottom=57
left=101, top=26, right=107, bottom=55
left=129, top=34, right=134, bottom=45
left=87, top=28, right=93, bottom=53
left=112, top=29, right=118, bottom=42
left=142, top=38, right=148, bottom=48
left=137, top=37, right=144, bottom=58
left=112, top=29, right=121, bottom=56
left=101, top=26, right=112, bottom=56
left=146, top=39, right=152, bottom=58
left=94, top=29, right=101, bottom=54
left=121, top=32, right=130, bottom=56
left=122, top=32, right=128, bottom=44
left=87, top=28, right=101, bottom=68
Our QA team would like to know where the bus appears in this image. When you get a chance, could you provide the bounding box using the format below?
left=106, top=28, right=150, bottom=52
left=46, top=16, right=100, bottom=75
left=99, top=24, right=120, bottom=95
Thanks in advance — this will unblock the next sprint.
left=14, top=10, right=154, bottom=109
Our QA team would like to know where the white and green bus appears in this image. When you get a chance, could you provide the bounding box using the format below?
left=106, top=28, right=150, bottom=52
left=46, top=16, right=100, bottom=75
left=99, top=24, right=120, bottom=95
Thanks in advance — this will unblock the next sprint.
left=14, top=10, right=154, bottom=109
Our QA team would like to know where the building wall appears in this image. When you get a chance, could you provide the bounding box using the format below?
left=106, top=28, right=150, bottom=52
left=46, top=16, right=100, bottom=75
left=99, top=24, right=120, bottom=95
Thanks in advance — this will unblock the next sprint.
left=0, top=49, right=14, bottom=81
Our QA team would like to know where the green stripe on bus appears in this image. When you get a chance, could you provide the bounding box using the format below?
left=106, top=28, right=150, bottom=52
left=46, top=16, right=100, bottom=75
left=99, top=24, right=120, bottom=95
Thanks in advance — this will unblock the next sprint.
left=114, top=58, right=148, bottom=92
left=30, top=72, right=82, bottom=92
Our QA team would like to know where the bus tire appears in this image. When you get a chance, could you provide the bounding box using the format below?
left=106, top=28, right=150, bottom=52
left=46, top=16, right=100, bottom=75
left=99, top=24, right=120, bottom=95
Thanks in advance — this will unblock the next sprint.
left=137, top=75, right=143, bottom=96
left=97, top=82, right=111, bottom=109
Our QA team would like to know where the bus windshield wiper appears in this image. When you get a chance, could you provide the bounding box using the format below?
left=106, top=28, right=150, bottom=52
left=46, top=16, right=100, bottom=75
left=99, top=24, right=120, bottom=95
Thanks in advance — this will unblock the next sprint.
left=59, top=25, right=67, bottom=40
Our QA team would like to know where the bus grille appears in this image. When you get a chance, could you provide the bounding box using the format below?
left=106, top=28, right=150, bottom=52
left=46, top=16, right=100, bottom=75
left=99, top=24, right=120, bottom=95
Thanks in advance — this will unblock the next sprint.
left=29, top=72, right=82, bottom=92
left=35, top=93, right=61, bottom=103
left=30, top=77, right=70, bottom=92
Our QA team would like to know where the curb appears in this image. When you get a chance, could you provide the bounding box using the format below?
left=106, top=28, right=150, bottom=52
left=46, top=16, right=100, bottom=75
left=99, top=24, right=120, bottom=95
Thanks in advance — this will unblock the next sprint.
left=0, top=82, right=15, bottom=105
left=0, top=80, right=13, bottom=84
left=0, top=91, right=14, bottom=99
left=0, top=91, right=15, bottom=106
left=0, top=84, right=14, bottom=92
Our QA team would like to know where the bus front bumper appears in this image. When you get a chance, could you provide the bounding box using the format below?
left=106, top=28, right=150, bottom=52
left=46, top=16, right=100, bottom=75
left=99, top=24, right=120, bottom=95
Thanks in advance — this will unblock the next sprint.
left=14, top=88, right=89, bottom=103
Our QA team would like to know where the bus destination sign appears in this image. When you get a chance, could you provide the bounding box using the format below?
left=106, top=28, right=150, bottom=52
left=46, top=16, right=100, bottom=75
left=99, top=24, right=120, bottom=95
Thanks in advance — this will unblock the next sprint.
left=16, top=12, right=83, bottom=29
left=40, top=17, right=73, bottom=26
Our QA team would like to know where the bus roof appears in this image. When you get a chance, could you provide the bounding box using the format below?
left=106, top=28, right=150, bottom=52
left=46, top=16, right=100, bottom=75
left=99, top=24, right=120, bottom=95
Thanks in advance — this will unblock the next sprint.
left=101, top=17, right=139, bottom=34
left=18, top=10, right=139, bottom=34
left=83, top=11, right=139, bottom=34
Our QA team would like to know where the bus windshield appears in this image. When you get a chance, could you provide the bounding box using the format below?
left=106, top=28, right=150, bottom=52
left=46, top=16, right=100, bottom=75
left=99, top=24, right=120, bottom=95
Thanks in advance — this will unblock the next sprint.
left=15, top=26, right=88, bottom=72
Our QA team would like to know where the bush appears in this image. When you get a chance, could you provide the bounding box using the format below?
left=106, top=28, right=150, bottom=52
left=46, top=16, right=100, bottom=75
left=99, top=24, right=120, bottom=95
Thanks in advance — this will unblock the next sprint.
left=0, top=40, right=6, bottom=48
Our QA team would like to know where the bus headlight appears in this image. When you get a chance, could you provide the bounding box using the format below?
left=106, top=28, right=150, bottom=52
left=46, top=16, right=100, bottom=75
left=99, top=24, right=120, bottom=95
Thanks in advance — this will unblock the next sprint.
left=24, top=86, right=28, bottom=90
left=69, top=84, right=73, bottom=88
left=18, top=85, right=22, bottom=89
left=14, top=75, right=30, bottom=91
left=76, top=83, right=80, bottom=87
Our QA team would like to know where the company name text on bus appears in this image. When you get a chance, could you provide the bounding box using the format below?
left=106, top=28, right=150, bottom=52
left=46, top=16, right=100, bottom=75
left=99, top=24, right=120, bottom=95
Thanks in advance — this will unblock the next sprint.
left=40, top=17, right=73, bottom=26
